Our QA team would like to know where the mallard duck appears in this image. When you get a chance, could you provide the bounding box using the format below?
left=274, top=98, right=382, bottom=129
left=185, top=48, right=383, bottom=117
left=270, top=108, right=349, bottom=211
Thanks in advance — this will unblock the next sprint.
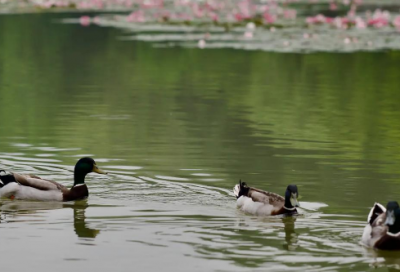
left=233, top=180, right=299, bottom=216
left=0, top=157, right=107, bottom=201
left=362, top=201, right=400, bottom=250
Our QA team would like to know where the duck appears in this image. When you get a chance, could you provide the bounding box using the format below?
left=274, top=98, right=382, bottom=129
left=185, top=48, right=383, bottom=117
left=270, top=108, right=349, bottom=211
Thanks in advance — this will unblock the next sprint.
left=362, top=201, right=400, bottom=250
left=0, top=157, right=107, bottom=202
left=233, top=180, right=299, bottom=216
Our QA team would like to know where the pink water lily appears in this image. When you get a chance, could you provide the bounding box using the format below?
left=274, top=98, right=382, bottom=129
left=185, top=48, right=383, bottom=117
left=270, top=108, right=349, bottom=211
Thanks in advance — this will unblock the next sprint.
left=79, top=15, right=91, bottom=26
left=306, top=14, right=331, bottom=24
left=127, top=10, right=146, bottom=22
left=393, top=16, right=400, bottom=30
left=368, top=18, right=389, bottom=28
left=329, top=1, right=338, bottom=11
left=263, top=12, right=276, bottom=24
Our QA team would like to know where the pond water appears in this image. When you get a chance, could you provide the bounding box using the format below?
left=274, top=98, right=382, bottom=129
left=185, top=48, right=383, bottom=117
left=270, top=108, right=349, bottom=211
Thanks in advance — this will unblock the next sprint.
left=1, top=13, right=400, bottom=271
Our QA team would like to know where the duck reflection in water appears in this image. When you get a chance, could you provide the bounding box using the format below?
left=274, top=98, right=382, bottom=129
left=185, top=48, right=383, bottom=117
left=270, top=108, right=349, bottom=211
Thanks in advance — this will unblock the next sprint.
left=282, top=217, right=299, bottom=251
left=363, top=248, right=400, bottom=271
left=0, top=200, right=100, bottom=239
left=70, top=201, right=100, bottom=239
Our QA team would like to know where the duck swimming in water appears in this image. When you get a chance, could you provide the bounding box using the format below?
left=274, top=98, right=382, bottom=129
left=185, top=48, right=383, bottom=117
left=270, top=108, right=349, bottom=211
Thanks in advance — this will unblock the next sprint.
left=0, top=157, right=107, bottom=202
left=362, top=201, right=400, bottom=250
left=233, top=180, right=299, bottom=216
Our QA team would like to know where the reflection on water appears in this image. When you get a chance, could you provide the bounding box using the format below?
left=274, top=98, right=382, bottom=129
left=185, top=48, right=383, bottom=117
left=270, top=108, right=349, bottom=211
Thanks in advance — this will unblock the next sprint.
left=0, top=199, right=100, bottom=239
left=1, top=12, right=400, bottom=272
left=70, top=202, right=100, bottom=239
left=362, top=248, right=400, bottom=271
left=282, top=217, right=298, bottom=251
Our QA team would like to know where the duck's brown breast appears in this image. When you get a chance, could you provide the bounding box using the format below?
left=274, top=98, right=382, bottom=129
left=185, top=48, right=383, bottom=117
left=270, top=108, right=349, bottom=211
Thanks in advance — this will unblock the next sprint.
left=271, top=206, right=298, bottom=216
left=374, top=234, right=400, bottom=250
left=63, top=185, right=89, bottom=201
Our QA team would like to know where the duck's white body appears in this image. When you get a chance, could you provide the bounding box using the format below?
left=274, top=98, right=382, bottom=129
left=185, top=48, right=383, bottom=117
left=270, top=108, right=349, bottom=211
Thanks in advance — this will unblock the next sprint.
left=362, top=203, right=386, bottom=247
left=0, top=182, right=63, bottom=201
left=361, top=203, right=388, bottom=247
left=236, top=194, right=277, bottom=216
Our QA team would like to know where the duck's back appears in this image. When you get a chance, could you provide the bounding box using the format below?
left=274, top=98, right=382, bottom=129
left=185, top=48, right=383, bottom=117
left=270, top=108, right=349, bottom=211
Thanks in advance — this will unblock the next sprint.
left=247, top=188, right=285, bottom=206
left=236, top=187, right=286, bottom=216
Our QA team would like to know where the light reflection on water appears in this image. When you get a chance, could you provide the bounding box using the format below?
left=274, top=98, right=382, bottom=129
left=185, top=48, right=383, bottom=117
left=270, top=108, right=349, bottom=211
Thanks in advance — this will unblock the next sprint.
left=1, top=13, right=400, bottom=272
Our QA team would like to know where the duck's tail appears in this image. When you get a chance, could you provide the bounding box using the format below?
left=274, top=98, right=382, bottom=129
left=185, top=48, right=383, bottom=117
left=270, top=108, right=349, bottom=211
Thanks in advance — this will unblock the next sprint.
left=233, top=180, right=249, bottom=199
left=367, top=202, right=386, bottom=225
left=0, top=171, right=17, bottom=188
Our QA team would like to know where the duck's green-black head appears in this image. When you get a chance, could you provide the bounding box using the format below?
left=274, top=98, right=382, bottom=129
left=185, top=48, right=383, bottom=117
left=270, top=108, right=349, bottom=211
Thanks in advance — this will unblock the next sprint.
left=285, top=184, right=299, bottom=209
left=385, top=201, right=400, bottom=234
left=74, top=157, right=107, bottom=185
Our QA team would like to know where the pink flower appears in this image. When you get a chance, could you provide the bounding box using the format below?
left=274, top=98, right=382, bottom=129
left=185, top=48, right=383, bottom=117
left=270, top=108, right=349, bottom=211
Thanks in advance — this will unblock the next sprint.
left=244, top=31, right=253, bottom=39
left=325, top=17, right=334, bottom=24
left=306, top=14, right=332, bottom=25
left=79, top=16, right=91, bottom=27
left=237, top=0, right=252, bottom=19
left=329, top=1, right=337, bottom=11
left=283, top=9, right=297, bottom=20
left=355, top=17, right=366, bottom=29
left=263, top=12, right=276, bottom=24
left=141, top=0, right=163, bottom=8
left=92, top=16, right=100, bottom=25
left=208, top=12, right=218, bottom=22
left=192, top=4, right=204, bottom=18
left=393, top=16, right=400, bottom=30
left=234, top=13, right=244, bottom=22
left=127, top=10, right=146, bottom=23
left=368, top=18, right=389, bottom=28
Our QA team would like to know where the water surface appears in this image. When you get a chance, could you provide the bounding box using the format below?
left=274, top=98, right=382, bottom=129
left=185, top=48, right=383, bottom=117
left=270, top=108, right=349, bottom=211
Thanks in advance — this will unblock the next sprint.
left=1, top=13, right=400, bottom=271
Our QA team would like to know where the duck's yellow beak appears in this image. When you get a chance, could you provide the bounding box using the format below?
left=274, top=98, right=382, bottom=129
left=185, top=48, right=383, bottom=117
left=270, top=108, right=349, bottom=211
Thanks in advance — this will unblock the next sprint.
left=93, top=164, right=107, bottom=174
left=290, top=193, right=300, bottom=207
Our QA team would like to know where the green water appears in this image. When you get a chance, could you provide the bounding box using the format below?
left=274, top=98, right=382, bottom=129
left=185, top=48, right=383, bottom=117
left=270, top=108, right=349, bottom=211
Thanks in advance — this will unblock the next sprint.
left=1, top=13, right=400, bottom=271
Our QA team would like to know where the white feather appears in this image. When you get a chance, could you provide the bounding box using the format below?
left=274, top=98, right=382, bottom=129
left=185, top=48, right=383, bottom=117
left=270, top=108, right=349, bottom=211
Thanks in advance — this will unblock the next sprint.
left=0, top=184, right=62, bottom=201
left=0, top=183, right=19, bottom=198
left=236, top=196, right=276, bottom=216
left=367, top=202, right=386, bottom=223
left=233, top=184, right=240, bottom=197
left=361, top=224, right=372, bottom=247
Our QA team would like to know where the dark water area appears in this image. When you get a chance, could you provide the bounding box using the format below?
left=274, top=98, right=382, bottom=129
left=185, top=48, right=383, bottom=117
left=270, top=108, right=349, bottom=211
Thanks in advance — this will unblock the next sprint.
left=1, top=13, right=400, bottom=271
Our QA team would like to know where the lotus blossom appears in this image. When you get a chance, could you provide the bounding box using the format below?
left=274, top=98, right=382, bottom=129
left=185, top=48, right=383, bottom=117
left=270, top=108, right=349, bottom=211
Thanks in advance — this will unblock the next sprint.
left=263, top=12, right=276, bottom=24
left=79, top=15, right=91, bottom=26
left=306, top=14, right=331, bottom=24
left=329, top=1, right=337, bottom=11
left=355, top=17, right=366, bottom=29
left=368, top=18, right=389, bottom=28
left=15, top=0, right=400, bottom=34
left=393, top=16, right=400, bottom=30
left=141, top=0, right=163, bottom=8
left=127, top=10, right=146, bottom=22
